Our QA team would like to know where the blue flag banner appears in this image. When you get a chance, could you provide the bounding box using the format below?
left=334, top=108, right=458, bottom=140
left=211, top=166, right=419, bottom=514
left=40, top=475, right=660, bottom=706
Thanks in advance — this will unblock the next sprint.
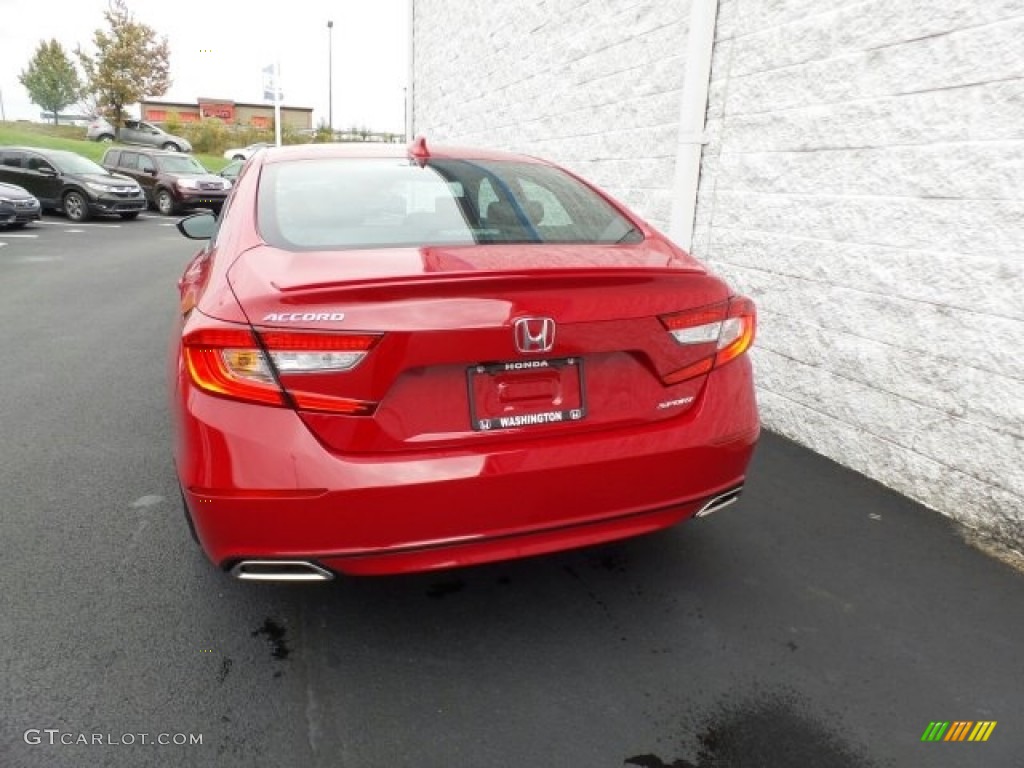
left=262, top=64, right=282, bottom=102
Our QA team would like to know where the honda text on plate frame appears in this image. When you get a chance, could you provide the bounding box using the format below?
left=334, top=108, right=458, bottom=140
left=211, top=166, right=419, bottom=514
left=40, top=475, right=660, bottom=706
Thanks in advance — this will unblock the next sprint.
left=169, top=137, right=759, bottom=581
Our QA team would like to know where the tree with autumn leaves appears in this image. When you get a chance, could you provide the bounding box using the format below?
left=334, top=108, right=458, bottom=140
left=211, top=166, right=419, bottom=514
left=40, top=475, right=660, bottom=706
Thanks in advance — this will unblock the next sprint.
left=19, top=40, right=81, bottom=125
left=76, top=0, right=171, bottom=129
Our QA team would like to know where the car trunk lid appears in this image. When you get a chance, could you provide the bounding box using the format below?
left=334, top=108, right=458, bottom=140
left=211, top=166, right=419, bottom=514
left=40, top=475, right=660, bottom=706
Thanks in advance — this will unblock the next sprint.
left=227, top=242, right=733, bottom=453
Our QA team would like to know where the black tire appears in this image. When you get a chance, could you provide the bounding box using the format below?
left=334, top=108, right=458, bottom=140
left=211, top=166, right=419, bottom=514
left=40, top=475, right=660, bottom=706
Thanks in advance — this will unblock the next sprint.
left=98, top=133, right=114, bottom=143
left=162, top=142, right=180, bottom=152
left=7, top=222, right=27, bottom=229
left=119, top=211, right=140, bottom=220
left=63, top=191, right=90, bottom=222
left=232, top=154, right=245, bottom=161
left=156, top=188, right=177, bottom=216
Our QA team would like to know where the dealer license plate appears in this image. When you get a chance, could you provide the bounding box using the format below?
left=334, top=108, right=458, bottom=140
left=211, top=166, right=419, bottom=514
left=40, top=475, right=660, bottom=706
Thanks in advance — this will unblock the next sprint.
left=467, top=357, right=586, bottom=431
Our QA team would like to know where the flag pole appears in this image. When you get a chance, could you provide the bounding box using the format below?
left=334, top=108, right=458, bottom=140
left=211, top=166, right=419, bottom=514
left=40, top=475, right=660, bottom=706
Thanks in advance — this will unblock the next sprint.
left=274, top=59, right=282, bottom=147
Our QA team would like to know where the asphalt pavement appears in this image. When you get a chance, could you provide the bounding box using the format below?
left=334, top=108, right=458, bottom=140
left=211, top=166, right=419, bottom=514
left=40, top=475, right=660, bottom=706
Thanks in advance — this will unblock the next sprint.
left=1, top=215, right=1021, bottom=768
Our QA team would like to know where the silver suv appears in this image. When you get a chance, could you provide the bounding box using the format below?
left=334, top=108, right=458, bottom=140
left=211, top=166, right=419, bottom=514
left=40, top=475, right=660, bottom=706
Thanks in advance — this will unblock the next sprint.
left=86, top=118, right=193, bottom=153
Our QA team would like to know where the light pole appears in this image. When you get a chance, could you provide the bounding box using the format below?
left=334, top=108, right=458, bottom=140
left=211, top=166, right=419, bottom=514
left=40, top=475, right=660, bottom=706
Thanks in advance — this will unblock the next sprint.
left=327, top=20, right=334, bottom=134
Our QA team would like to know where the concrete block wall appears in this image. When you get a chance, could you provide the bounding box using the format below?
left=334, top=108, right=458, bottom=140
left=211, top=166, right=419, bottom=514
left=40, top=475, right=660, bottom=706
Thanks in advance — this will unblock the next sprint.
left=412, top=0, right=1024, bottom=550
left=695, top=0, right=1024, bottom=549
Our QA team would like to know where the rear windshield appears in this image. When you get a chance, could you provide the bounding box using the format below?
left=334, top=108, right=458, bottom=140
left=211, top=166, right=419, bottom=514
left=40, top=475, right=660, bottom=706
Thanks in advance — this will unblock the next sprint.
left=256, top=158, right=642, bottom=250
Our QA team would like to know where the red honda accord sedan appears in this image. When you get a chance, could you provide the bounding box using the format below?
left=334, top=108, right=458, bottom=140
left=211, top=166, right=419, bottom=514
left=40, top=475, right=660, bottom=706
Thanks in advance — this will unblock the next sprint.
left=169, top=138, right=758, bottom=581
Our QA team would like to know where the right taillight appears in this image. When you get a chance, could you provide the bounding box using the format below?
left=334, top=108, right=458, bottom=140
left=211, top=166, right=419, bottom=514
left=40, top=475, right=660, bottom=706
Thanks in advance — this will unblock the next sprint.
left=713, top=297, right=756, bottom=366
left=660, top=296, right=756, bottom=384
left=182, top=325, right=380, bottom=414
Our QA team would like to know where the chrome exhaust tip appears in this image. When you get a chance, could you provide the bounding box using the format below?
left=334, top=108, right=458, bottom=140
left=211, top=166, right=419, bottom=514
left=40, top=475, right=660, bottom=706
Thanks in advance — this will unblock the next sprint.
left=230, top=560, right=334, bottom=582
left=695, top=485, right=744, bottom=518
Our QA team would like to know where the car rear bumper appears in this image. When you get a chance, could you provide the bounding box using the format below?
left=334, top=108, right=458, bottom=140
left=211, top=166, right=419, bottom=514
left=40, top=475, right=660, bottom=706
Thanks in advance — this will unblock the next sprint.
left=0, top=205, right=41, bottom=224
left=176, top=190, right=228, bottom=210
left=89, top=194, right=146, bottom=214
left=173, top=357, right=759, bottom=576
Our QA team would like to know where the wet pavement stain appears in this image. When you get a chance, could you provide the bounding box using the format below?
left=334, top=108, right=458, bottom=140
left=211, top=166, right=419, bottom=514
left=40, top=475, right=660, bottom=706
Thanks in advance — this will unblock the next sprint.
left=626, top=692, right=878, bottom=768
left=590, top=551, right=629, bottom=573
left=217, top=657, right=232, bottom=684
left=563, top=564, right=612, bottom=616
left=426, top=578, right=465, bottom=598
left=624, top=756, right=692, bottom=768
left=251, top=618, right=290, bottom=660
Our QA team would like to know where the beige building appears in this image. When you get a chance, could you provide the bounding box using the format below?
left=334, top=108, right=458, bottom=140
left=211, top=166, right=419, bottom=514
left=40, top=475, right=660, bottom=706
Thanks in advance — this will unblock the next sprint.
left=140, top=98, right=313, bottom=131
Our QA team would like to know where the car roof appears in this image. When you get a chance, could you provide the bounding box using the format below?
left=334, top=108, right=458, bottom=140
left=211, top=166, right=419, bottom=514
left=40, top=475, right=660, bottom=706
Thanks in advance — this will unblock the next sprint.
left=3, top=145, right=54, bottom=154
left=107, top=148, right=191, bottom=158
left=2, top=146, right=82, bottom=160
left=258, top=141, right=546, bottom=166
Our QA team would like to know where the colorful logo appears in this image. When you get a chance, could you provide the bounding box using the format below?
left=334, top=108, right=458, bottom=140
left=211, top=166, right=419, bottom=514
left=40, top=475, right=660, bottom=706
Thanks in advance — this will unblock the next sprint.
left=921, top=721, right=997, bottom=742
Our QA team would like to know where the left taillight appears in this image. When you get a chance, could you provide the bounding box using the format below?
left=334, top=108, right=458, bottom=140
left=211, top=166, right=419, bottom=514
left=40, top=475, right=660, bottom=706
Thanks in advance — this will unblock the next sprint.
left=659, top=296, right=756, bottom=384
left=182, top=326, right=380, bottom=414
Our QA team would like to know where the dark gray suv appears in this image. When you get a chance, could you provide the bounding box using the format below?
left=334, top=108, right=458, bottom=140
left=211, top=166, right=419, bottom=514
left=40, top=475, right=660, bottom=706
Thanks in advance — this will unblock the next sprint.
left=0, top=147, right=146, bottom=221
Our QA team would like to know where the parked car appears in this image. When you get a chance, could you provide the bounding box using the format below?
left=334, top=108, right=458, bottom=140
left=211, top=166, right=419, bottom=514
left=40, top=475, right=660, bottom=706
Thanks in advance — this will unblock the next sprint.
left=0, top=146, right=145, bottom=221
left=101, top=148, right=231, bottom=215
left=0, top=182, right=42, bottom=228
left=169, top=138, right=759, bottom=581
left=218, top=159, right=244, bottom=184
left=222, top=142, right=271, bottom=161
left=87, top=118, right=193, bottom=153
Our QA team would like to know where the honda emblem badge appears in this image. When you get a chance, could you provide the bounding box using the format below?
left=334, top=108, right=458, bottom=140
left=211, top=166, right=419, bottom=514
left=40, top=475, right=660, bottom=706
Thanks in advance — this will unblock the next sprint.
left=514, top=317, right=555, bottom=354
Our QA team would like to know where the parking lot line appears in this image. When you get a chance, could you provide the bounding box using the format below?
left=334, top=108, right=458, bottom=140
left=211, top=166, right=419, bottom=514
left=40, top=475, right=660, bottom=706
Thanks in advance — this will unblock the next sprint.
left=45, top=220, right=122, bottom=229
left=0, top=233, right=39, bottom=238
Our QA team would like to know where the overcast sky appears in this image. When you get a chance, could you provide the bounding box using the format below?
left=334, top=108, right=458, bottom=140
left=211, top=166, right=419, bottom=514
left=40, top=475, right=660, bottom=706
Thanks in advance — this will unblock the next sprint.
left=0, top=0, right=409, bottom=131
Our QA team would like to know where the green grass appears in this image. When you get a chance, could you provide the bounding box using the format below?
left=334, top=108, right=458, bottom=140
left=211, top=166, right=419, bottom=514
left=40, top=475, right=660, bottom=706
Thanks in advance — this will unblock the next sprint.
left=0, top=121, right=229, bottom=171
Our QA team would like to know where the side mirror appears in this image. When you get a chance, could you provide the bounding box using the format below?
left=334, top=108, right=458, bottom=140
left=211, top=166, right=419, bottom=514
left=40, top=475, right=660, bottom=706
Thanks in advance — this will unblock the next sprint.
left=147, top=168, right=157, bottom=176
left=176, top=212, right=217, bottom=240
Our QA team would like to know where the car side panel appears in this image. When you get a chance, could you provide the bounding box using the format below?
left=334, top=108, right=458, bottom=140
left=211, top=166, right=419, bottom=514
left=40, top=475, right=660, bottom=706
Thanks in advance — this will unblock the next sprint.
left=14, top=154, right=61, bottom=208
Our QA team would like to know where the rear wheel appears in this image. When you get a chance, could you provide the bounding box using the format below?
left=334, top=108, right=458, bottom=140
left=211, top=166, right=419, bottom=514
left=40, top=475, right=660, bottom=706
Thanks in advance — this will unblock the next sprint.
left=6, top=222, right=27, bottom=229
left=119, top=211, right=140, bottom=220
left=232, top=154, right=245, bottom=160
left=98, top=133, right=114, bottom=143
left=162, top=142, right=180, bottom=152
left=156, top=189, right=177, bottom=216
left=63, top=191, right=90, bottom=222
